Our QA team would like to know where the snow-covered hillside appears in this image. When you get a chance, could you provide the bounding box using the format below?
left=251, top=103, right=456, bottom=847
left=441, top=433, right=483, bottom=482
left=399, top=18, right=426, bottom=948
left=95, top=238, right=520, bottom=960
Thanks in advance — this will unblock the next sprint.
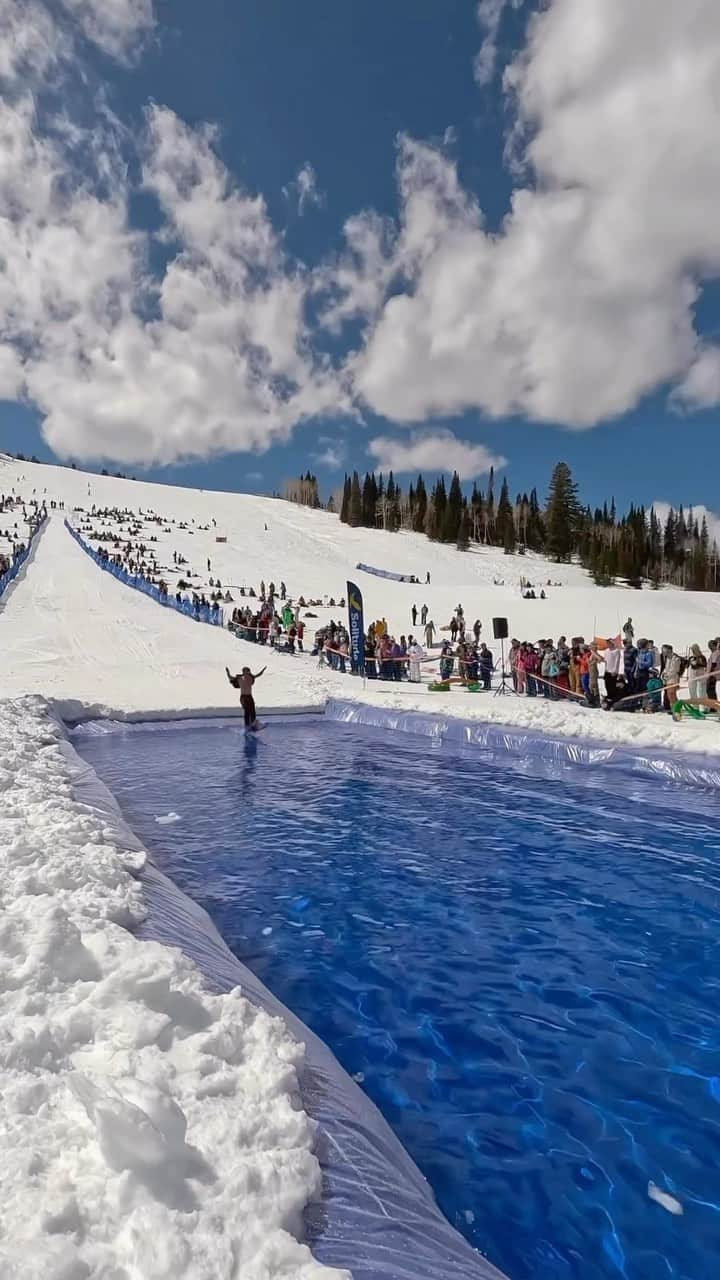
left=1, top=452, right=719, bottom=753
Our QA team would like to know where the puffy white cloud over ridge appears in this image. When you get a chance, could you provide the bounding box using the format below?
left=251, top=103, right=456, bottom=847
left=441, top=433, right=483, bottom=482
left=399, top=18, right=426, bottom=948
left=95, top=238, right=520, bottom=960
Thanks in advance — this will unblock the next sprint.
left=1, top=0, right=720, bottom=467
left=343, top=0, right=720, bottom=428
left=369, top=431, right=505, bottom=481
left=0, top=2, right=348, bottom=465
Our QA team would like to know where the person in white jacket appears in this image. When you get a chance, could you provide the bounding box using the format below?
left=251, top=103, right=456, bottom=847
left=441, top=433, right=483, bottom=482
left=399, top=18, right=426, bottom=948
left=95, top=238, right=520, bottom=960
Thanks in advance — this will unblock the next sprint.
left=408, top=638, right=425, bottom=682
left=602, top=638, right=624, bottom=702
left=661, top=646, right=683, bottom=711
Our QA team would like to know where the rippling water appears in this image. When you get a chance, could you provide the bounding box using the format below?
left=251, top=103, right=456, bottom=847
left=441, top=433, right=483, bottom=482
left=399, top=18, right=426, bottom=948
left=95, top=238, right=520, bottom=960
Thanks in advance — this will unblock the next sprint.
left=76, top=719, right=720, bottom=1280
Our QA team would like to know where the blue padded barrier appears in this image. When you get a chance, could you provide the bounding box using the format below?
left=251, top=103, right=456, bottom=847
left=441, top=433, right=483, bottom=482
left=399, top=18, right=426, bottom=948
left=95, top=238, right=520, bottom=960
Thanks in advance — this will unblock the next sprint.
left=0, top=514, right=47, bottom=600
left=65, top=520, right=224, bottom=629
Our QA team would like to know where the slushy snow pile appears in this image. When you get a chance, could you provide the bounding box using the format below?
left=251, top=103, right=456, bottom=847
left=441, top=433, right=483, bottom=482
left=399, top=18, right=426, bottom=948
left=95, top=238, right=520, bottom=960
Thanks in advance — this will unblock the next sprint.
left=0, top=696, right=347, bottom=1280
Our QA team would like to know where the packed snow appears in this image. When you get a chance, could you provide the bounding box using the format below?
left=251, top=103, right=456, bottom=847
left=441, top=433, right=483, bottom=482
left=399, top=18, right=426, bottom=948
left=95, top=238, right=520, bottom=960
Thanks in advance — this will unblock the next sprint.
left=0, top=695, right=347, bottom=1280
left=1, top=452, right=720, bottom=756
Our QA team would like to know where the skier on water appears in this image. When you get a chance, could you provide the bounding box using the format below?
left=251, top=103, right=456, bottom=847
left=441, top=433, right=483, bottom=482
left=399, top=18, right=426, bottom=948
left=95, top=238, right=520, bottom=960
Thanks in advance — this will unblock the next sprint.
left=226, top=665, right=266, bottom=730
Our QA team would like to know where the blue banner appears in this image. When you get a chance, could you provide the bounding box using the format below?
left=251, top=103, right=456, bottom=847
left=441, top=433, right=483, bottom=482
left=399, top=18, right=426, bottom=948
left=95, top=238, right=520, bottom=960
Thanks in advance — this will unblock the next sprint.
left=347, top=580, right=365, bottom=675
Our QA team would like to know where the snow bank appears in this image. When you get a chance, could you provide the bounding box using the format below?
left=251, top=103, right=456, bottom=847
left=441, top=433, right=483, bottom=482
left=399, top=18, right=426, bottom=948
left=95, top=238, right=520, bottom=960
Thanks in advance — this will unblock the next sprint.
left=0, top=695, right=347, bottom=1280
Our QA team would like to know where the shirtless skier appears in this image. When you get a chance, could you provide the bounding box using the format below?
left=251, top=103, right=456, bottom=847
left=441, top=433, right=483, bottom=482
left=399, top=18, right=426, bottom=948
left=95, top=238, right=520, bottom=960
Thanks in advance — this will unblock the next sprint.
left=226, top=665, right=266, bottom=730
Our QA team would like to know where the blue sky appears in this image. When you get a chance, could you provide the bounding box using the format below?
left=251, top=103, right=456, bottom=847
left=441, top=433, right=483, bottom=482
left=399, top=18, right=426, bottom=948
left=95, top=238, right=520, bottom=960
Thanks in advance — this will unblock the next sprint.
left=2, top=0, right=720, bottom=512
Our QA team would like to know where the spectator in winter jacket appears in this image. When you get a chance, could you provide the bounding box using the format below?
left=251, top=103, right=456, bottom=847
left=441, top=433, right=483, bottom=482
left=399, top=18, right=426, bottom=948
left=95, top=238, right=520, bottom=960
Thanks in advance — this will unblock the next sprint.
left=478, top=643, right=493, bottom=690
left=541, top=643, right=557, bottom=698
left=661, top=645, right=683, bottom=710
left=473, top=619, right=482, bottom=642
left=509, top=639, right=521, bottom=691
left=622, top=617, right=634, bottom=641
left=424, top=619, right=436, bottom=647
left=439, top=640, right=454, bottom=681
left=524, top=644, right=540, bottom=696
left=602, top=638, right=624, bottom=702
left=421, top=604, right=429, bottom=626
left=633, top=639, right=654, bottom=694
left=687, top=644, right=708, bottom=700
left=622, top=639, right=638, bottom=692
left=707, top=638, right=720, bottom=699
left=555, top=637, right=570, bottom=696
left=408, top=639, right=424, bottom=682
left=588, top=649, right=600, bottom=703
left=644, top=671, right=663, bottom=712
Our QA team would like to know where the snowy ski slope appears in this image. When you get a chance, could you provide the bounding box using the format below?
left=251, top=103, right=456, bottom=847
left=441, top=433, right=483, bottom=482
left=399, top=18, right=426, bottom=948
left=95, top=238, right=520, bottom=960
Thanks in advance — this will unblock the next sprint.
left=1, top=452, right=719, bottom=753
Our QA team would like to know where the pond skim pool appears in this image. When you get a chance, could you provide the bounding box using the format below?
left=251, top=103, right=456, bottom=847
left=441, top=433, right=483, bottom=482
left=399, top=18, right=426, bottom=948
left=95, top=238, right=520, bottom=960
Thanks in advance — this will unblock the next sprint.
left=75, top=717, right=720, bottom=1280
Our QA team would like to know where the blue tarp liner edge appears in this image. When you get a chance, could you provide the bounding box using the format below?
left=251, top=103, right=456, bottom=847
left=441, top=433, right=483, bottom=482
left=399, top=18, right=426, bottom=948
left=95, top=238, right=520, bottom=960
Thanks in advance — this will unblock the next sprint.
left=325, top=698, right=720, bottom=789
left=356, top=562, right=417, bottom=583
left=58, top=717, right=505, bottom=1280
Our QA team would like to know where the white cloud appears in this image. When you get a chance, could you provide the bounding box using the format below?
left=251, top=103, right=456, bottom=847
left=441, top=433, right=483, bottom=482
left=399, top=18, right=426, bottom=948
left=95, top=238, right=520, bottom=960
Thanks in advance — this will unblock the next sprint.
left=653, top=501, right=720, bottom=549
left=59, top=0, right=155, bottom=61
left=368, top=430, right=505, bottom=480
left=333, top=0, right=720, bottom=431
left=313, top=438, right=346, bottom=470
left=5, top=0, right=720, bottom=472
left=287, top=162, right=323, bottom=216
left=0, top=0, right=66, bottom=83
left=473, top=0, right=520, bottom=87
left=672, top=346, right=720, bottom=410
left=0, top=6, right=348, bottom=467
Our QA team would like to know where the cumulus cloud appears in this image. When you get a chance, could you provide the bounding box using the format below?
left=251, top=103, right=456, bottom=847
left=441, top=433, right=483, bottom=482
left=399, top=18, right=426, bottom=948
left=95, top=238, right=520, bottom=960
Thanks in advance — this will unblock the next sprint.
left=0, top=4, right=347, bottom=466
left=312, top=437, right=346, bottom=470
left=333, top=0, right=720, bottom=430
left=672, top=346, right=720, bottom=411
left=0, top=0, right=66, bottom=82
left=368, top=430, right=505, bottom=480
left=5, top=0, right=720, bottom=470
left=653, top=501, right=720, bottom=550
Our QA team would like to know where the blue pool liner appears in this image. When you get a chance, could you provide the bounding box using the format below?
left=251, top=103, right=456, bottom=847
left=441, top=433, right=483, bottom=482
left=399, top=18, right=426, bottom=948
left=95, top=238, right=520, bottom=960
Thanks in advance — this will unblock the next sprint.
left=325, top=698, right=720, bottom=790
left=62, top=699, right=720, bottom=1279
left=58, top=723, right=506, bottom=1280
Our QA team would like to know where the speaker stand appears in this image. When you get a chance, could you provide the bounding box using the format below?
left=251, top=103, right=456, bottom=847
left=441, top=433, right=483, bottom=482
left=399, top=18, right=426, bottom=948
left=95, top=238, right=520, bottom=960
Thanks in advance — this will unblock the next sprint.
left=494, top=635, right=517, bottom=697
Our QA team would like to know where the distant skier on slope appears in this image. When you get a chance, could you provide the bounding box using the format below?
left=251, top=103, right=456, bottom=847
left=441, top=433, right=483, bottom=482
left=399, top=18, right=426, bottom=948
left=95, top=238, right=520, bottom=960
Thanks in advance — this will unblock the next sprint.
left=226, top=665, right=266, bottom=730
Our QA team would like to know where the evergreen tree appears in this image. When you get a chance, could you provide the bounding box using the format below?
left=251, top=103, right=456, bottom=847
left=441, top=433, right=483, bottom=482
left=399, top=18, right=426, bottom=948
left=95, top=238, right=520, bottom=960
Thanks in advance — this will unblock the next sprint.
left=496, top=477, right=515, bottom=553
left=545, top=462, right=579, bottom=561
left=339, top=474, right=351, bottom=524
left=483, top=467, right=495, bottom=544
left=375, top=474, right=385, bottom=527
left=456, top=502, right=470, bottom=551
left=349, top=471, right=362, bottom=527
left=441, top=472, right=463, bottom=542
left=362, top=472, right=377, bottom=527
left=527, top=487, right=544, bottom=549
left=413, top=475, right=428, bottom=533
left=425, top=479, right=446, bottom=541
left=470, top=482, right=483, bottom=542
